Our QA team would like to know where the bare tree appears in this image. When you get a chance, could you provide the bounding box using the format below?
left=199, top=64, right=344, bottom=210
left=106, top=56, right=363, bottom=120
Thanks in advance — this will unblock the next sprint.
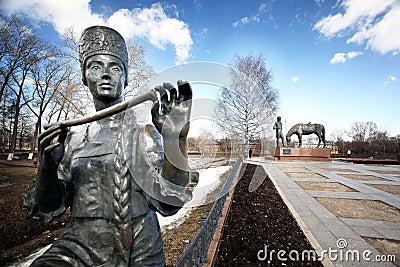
left=57, top=27, right=93, bottom=117
left=0, top=15, right=48, bottom=154
left=48, top=68, right=88, bottom=122
left=8, top=56, right=38, bottom=153
left=196, top=129, right=216, bottom=154
left=59, top=26, right=80, bottom=63
left=348, top=122, right=378, bottom=142
left=0, top=15, right=36, bottom=102
left=215, top=53, right=279, bottom=150
left=124, top=40, right=155, bottom=98
left=17, top=109, right=34, bottom=150
left=330, top=130, right=344, bottom=141
left=24, top=49, right=71, bottom=152
left=329, top=129, right=346, bottom=154
left=346, top=122, right=397, bottom=156
left=0, top=90, right=14, bottom=151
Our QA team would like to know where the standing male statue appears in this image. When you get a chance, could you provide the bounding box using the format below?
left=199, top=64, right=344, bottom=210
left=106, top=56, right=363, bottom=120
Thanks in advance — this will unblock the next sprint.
left=23, top=25, right=198, bottom=267
left=273, top=116, right=286, bottom=148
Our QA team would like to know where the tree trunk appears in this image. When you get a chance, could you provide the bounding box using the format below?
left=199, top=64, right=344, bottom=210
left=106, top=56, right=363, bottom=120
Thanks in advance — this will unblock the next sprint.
left=30, top=118, right=40, bottom=153
left=9, top=86, right=22, bottom=153
left=1, top=94, right=7, bottom=153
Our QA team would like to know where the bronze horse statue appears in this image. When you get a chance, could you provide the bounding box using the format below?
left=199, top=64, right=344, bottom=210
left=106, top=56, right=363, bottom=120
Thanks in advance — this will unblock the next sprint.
left=286, top=123, right=326, bottom=148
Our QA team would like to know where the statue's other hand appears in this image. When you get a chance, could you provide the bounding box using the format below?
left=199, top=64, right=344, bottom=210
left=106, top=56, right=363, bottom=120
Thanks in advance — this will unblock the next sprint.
left=38, top=123, right=69, bottom=171
left=151, top=80, right=192, bottom=140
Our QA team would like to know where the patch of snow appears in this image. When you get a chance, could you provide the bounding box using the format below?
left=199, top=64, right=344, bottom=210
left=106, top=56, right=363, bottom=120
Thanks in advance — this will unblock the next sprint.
left=8, top=245, right=51, bottom=267
left=158, top=165, right=230, bottom=231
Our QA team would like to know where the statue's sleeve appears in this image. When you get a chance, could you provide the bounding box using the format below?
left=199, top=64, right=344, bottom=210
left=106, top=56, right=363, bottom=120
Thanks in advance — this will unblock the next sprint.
left=127, top=123, right=197, bottom=217
left=23, top=132, right=74, bottom=222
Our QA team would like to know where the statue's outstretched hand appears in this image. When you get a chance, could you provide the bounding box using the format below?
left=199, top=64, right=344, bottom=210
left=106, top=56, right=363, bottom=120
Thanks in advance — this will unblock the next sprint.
left=151, top=80, right=192, bottom=140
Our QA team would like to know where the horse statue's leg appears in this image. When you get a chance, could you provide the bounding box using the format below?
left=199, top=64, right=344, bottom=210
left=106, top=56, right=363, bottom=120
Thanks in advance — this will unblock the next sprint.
left=286, top=136, right=290, bottom=147
left=316, top=133, right=321, bottom=148
left=297, top=133, right=302, bottom=148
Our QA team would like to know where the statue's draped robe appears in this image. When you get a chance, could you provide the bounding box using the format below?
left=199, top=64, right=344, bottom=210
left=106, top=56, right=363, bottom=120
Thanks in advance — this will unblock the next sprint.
left=24, top=111, right=197, bottom=266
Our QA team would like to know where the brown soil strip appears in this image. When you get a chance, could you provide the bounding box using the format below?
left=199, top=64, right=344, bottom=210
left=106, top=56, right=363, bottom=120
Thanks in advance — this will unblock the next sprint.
left=214, top=164, right=322, bottom=266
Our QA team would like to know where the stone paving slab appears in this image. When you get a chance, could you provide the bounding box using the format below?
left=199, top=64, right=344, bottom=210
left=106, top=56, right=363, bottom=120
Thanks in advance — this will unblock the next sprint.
left=308, top=191, right=375, bottom=200
left=247, top=158, right=400, bottom=266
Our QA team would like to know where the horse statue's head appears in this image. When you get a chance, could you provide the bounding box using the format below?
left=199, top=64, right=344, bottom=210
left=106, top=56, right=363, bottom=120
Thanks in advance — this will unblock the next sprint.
left=286, top=135, right=291, bottom=144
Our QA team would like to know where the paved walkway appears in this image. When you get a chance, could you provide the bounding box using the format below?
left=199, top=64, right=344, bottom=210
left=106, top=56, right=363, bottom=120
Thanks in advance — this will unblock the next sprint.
left=246, top=158, right=400, bottom=267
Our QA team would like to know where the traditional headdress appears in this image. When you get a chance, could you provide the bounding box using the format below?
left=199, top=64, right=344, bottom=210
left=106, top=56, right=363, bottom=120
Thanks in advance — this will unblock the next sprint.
left=79, top=26, right=129, bottom=86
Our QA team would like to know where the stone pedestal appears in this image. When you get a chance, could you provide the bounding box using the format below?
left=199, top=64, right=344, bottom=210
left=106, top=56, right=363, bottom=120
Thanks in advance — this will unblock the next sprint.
left=274, top=147, right=331, bottom=161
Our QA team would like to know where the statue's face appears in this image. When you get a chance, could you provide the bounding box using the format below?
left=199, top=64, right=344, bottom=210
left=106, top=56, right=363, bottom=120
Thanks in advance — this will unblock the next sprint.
left=85, top=54, right=126, bottom=102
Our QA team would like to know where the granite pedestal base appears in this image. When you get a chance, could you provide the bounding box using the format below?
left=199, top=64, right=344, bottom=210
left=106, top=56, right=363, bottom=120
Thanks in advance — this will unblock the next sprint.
left=274, top=147, right=331, bottom=161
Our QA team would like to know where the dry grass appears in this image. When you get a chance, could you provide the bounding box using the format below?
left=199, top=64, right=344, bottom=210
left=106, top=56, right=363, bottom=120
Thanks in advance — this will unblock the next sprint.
left=0, top=162, right=71, bottom=265
left=163, top=202, right=213, bottom=266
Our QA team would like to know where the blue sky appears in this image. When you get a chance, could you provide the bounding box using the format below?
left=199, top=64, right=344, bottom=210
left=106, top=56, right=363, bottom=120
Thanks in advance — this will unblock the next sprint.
left=1, top=0, right=399, bottom=138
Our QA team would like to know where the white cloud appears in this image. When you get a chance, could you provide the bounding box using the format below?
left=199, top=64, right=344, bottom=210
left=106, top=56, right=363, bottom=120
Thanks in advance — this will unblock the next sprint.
left=329, top=53, right=346, bottom=64
left=384, top=74, right=397, bottom=86
left=314, top=0, right=400, bottom=55
left=232, top=3, right=269, bottom=28
left=291, top=77, right=300, bottom=83
left=329, top=51, right=363, bottom=64
left=258, top=3, right=267, bottom=13
left=107, top=4, right=192, bottom=63
left=0, top=0, right=192, bottom=63
left=346, top=51, right=363, bottom=59
left=1, top=0, right=104, bottom=36
left=233, top=16, right=256, bottom=28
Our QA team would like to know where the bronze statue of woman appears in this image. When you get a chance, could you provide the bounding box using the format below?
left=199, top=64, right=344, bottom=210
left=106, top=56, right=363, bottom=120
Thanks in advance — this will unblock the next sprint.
left=24, top=25, right=198, bottom=267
